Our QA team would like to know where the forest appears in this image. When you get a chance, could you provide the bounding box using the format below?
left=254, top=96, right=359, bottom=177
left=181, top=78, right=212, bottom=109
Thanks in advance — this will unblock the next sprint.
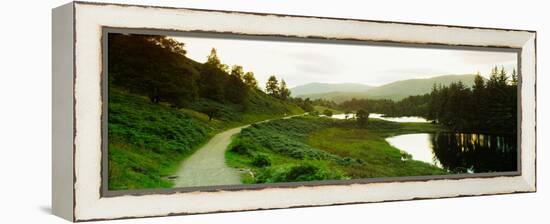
left=109, top=34, right=297, bottom=112
left=338, top=67, right=518, bottom=133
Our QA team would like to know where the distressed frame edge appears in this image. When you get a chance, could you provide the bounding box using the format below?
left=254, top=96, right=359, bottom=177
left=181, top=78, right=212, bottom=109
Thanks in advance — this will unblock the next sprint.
left=100, top=27, right=524, bottom=198
left=519, top=32, right=537, bottom=192
left=74, top=0, right=536, bottom=33
left=52, top=2, right=76, bottom=222
left=69, top=2, right=537, bottom=222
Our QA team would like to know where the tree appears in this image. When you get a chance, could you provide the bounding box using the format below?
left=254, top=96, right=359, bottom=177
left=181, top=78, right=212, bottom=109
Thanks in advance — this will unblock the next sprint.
left=198, top=63, right=226, bottom=101
left=201, top=107, right=220, bottom=121
left=511, top=69, right=518, bottom=86
left=427, top=84, right=440, bottom=122
left=266, top=75, right=279, bottom=96
left=206, top=48, right=221, bottom=65
left=224, top=74, right=249, bottom=106
left=291, top=97, right=314, bottom=112
left=230, top=65, right=244, bottom=80
left=498, top=67, right=508, bottom=84
left=356, top=109, right=370, bottom=127
left=472, top=73, right=487, bottom=129
left=243, top=71, right=258, bottom=88
left=108, top=33, right=198, bottom=108
left=323, top=109, right=333, bottom=117
left=487, top=66, right=507, bottom=88
left=423, top=65, right=517, bottom=133
left=206, top=48, right=229, bottom=72
left=473, top=72, right=485, bottom=90
left=278, top=79, right=291, bottom=100
left=150, top=35, right=187, bottom=55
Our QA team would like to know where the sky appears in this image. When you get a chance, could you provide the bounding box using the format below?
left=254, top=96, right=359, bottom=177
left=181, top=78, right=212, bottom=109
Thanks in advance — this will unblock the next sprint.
left=173, top=35, right=518, bottom=88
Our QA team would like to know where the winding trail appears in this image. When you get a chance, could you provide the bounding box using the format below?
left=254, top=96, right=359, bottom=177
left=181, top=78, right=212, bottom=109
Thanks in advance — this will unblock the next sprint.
left=173, top=114, right=303, bottom=188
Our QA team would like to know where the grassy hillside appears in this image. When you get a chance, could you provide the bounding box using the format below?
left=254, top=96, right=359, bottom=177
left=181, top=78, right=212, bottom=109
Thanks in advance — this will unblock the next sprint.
left=107, top=34, right=307, bottom=190
left=188, top=88, right=304, bottom=126
left=301, top=74, right=478, bottom=102
left=226, top=116, right=447, bottom=184
left=108, top=88, right=303, bottom=190
left=291, top=82, right=373, bottom=97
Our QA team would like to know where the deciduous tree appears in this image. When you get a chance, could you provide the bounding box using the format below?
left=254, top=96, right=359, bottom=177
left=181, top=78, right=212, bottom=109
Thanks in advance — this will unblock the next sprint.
left=356, top=109, right=369, bottom=127
left=266, top=75, right=279, bottom=96
left=230, top=65, right=244, bottom=80
left=278, top=79, right=291, bottom=100
left=323, top=109, right=333, bottom=117
left=243, top=71, right=258, bottom=89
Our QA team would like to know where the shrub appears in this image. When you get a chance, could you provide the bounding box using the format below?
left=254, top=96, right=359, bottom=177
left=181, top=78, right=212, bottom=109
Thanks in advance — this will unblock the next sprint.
left=236, top=117, right=362, bottom=165
left=323, top=109, right=333, bottom=117
left=229, top=143, right=250, bottom=155
left=285, top=164, right=319, bottom=181
left=255, top=163, right=346, bottom=183
left=356, top=109, right=370, bottom=128
left=399, top=150, right=412, bottom=160
left=251, top=154, right=271, bottom=167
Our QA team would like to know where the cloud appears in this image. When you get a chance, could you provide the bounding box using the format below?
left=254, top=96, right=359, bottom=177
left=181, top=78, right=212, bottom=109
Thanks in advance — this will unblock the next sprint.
left=288, top=52, right=341, bottom=77
left=171, top=34, right=518, bottom=87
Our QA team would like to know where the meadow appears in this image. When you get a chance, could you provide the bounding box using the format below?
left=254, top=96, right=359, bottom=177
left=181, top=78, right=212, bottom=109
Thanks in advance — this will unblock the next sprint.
left=226, top=116, right=448, bottom=184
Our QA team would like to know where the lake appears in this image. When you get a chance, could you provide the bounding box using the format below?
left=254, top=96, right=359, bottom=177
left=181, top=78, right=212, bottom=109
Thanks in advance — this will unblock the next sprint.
left=330, top=113, right=429, bottom=123
left=386, top=133, right=517, bottom=173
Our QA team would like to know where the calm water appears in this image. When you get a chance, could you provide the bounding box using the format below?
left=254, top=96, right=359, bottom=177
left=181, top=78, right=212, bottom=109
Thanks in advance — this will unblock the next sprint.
left=330, top=113, right=429, bottom=123
left=386, top=133, right=517, bottom=173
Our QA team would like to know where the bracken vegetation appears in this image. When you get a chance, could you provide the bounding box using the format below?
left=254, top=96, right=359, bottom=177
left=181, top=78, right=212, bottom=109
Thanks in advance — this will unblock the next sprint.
left=226, top=116, right=447, bottom=184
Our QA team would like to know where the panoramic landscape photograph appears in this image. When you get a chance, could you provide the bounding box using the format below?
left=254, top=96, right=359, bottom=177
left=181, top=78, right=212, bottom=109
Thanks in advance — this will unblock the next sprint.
left=106, top=32, right=519, bottom=190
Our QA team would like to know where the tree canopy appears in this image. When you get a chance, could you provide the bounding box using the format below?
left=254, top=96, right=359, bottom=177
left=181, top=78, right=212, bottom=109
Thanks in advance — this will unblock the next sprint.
left=243, top=71, right=258, bottom=89
left=339, top=66, right=517, bottom=133
left=265, top=75, right=292, bottom=101
left=266, top=75, right=279, bottom=96
left=356, top=109, right=370, bottom=127
left=278, top=79, right=291, bottom=100
left=109, top=34, right=250, bottom=109
left=108, top=33, right=199, bottom=108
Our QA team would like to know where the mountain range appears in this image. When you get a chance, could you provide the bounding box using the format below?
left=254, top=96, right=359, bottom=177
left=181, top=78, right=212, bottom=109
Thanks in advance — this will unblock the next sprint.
left=290, top=82, right=374, bottom=96
left=291, top=74, right=478, bottom=103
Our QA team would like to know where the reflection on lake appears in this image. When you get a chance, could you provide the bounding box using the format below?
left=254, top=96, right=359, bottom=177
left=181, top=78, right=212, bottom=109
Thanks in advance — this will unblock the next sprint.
left=386, top=133, right=517, bottom=173
left=330, top=113, right=429, bottom=123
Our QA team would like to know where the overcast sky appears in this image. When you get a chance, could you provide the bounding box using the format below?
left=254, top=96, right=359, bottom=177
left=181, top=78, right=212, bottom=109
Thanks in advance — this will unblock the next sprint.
left=173, top=35, right=517, bottom=88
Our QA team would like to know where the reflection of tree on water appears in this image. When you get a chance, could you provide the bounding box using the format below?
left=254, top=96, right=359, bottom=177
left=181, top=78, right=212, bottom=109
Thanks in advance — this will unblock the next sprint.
left=430, top=133, right=517, bottom=173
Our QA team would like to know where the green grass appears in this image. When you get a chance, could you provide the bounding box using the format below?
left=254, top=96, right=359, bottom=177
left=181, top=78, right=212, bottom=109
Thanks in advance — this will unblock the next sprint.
left=226, top=116, right=448, bottom=184
left=307, top=122, right=447, bottom=178
left=187, top=90, right=304, bottom=128
left=108, top=88, right=303, bottom=190
left=108, top=89, right=212, bottom=190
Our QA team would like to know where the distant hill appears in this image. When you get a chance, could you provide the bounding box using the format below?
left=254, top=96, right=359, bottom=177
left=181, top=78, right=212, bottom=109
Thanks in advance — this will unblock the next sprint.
left=290, top=82, right=373, bottom=96
left=299, top=74, right=479, bottom=103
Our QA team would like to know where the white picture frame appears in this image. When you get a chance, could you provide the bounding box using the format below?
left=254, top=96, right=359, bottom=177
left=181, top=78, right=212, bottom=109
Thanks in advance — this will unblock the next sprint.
left=52, top=1, right=536, bottom=222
